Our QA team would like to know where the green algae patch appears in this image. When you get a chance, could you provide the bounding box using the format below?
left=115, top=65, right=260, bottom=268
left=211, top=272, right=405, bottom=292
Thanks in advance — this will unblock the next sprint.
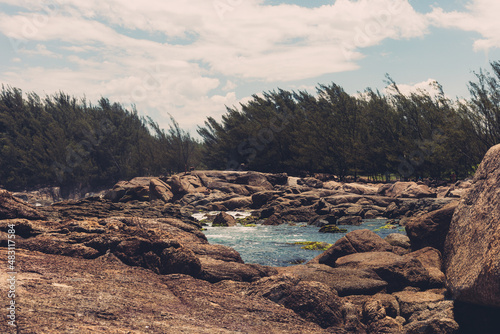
left=293, top=241, right=333, bottom=251
left=374, top=223, right=399, bottom=232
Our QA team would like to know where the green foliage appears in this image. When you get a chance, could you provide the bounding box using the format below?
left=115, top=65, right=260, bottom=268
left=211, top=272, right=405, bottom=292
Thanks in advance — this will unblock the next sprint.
left=0, top=87, right=201, bottom=191
left=198, top=64, right=500, bottom=180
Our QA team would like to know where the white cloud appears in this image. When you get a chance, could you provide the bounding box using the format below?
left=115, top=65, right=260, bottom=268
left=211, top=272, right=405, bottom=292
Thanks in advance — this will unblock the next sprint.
left=427, top=0, right=500, bottom=52
left=384, top=78, right=443, bottom=97
left=0, top=0, right=429, bottom=130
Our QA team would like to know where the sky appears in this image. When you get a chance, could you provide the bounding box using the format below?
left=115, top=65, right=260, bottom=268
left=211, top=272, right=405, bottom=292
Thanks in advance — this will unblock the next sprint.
left=0, top=0, right=500, bottom=134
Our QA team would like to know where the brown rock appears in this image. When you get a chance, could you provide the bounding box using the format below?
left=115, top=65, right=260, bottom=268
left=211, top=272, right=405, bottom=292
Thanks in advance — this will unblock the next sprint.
left=405, top=248, right=445, bottom=288
left=19, top=234, right=102, bottom=259
left=406, top=300, right=457, bottom=333
left=363, top=210, right=380, bottom=219
left=403, top=317, right=459, bottom=334
left=341, top=301, right=367, bottom=333
left=342, top=183, right=379, bottom=195
left=279, top=264, right=388, bottom=296
left=337, top=215, right=363, bottom=225
left=369, top=316, right=403, bottom=333
left=379, top=182, right=436, bottom=199
left=385, top=233, right=411, bottom=249
left=336, top=251, right=438, bottom=291
left=0, top=248, right=327, bottom=334
left=297, top=177, right=324, bottom=188
left=312, top=229, right=393, bottom=267
left=220, top=196, right=252, bottom=210
left=392, top=290, right=445, bottom=318
left=363, top=299, right=386, bottom=323
left=197, top=256, right=266, bottom=283
left=405, top=201, right=458, bottom=253
left=248, top=273, right=343, bottom=329
left=149, top=178, right=174, bottom=202
left=262, top=213, right=283, bottom=225
left=235, top=172, right=274, bottom=190
left=444, top=144, right=500, bottom=307
left=160, top=246, right=202, bottom=276
left=104, top=177, right=151, bottom=202
left=251, top=191, right=279, bottom=208
left=371, top=293, right=401, bottom=318
left=9, top=216, right=238, bottom=281
left=212, top=211, right=237, bottom=226
left=0, top=189, right=46, bottom=220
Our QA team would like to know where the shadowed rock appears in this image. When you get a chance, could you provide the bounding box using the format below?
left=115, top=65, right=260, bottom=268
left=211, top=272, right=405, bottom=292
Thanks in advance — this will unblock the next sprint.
left=405, top=201, right=458, bottom=253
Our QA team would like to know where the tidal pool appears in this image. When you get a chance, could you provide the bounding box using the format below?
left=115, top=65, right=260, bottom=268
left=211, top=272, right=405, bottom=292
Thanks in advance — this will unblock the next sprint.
left=201, top=219, right=404, bottom=267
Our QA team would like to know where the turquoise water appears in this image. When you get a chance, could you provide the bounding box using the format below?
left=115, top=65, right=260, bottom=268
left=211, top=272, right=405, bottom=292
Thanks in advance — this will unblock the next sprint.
left=202, top=219, right=405, bottom=267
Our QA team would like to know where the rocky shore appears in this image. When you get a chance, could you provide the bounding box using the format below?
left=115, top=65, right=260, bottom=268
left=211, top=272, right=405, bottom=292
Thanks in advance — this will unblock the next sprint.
left=1, top=145, right=499, bottom=333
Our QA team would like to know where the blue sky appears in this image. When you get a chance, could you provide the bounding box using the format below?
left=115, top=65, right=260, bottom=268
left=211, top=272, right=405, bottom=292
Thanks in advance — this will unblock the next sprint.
left=0, top=0, right=499, bottom=133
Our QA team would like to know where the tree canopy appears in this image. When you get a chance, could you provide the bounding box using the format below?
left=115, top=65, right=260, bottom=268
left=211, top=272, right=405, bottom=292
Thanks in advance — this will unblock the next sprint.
left=198, top=62, right=500, bottom=180
left=2, top=61, right=500, bottom=192
left=0, top=88, right=201, bottom=192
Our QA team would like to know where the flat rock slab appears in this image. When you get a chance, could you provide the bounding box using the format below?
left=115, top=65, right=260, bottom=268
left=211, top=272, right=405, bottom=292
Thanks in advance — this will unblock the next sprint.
left=278, top=264, right=387, bottom=296
left=0, top=248, right=327, bottom=334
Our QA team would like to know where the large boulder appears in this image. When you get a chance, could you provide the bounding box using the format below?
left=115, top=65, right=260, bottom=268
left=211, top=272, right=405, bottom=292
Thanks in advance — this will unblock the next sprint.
left=0, top=189, right=46, bottom=220
left=405, top=201, right=458, bottom=253
left=444, top=144, right=500, bottom=307
left=311, top=229, right=393, bottom=267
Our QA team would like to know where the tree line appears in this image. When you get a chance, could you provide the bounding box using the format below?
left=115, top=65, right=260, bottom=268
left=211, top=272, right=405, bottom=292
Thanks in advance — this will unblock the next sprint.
left=2, top=62, right=500, bottom=192
left=0, top=88, right=200, bottom=192
left=198, top=62, right=500, bottom=181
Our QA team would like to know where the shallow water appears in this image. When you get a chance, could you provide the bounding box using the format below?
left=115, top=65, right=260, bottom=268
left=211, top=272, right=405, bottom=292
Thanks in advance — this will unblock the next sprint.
left=202, top=219, right=405, bottom=267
